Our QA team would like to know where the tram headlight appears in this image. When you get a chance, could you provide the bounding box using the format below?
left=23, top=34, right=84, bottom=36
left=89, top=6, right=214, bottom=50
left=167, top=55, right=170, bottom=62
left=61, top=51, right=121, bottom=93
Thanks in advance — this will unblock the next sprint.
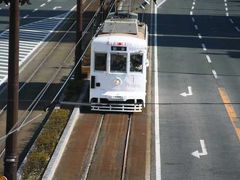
left=114, top=78, right=122, bottom=86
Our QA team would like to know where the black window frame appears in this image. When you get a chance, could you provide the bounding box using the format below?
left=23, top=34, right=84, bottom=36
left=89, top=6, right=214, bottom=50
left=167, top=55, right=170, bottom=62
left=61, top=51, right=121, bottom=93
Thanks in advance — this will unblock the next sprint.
left=94, top=52, right=107, bottom=71
left=130, top=53, right=143, bottom=73
left=110, top=53, right=127, bottom=73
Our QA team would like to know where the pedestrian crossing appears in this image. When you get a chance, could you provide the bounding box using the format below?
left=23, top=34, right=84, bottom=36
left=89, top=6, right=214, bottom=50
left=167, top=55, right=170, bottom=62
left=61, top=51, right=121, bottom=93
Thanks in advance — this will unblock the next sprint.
left=0, top=13, right=67, bottom=86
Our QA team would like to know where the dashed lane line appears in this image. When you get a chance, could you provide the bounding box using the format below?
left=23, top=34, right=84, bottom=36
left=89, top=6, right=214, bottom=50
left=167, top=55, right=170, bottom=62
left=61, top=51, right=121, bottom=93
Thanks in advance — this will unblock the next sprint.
left=212, top=70, right=218, bottom=79
left=198, top=33, right=202, bottom=39
left=194, top=24, right=199, bottom=30
left=206, top=55, right=212, bottom=63
left=201, top=43, right=207, bottom=51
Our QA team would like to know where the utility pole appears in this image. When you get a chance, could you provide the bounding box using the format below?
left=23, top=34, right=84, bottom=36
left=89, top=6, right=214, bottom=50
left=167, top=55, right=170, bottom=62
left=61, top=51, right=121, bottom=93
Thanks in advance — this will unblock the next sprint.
left=4, top=0, right=20, bottom=179
left=75, top=0, right=83, bottom=80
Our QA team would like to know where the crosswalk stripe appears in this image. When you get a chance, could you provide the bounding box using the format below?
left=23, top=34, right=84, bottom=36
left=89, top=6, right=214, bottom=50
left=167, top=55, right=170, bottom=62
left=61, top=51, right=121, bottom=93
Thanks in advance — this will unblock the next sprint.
left=0, top=13, right=68, bottom=85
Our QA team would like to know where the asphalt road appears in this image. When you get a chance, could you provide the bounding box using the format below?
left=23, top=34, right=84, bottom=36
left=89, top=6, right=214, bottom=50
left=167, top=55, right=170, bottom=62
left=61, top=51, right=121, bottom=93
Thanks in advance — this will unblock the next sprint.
left=154, top=0, right=240, bottom=179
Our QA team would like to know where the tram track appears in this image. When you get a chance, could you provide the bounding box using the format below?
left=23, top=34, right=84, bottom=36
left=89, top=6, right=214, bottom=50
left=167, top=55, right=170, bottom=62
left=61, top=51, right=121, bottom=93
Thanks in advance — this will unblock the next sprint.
left=54, top=113, right=133, bottom=180
left=0, top=0, right=105, bottom=173
left=54, top=105, right=150, bottom=179
left=85, top=113, right=133, bottom=180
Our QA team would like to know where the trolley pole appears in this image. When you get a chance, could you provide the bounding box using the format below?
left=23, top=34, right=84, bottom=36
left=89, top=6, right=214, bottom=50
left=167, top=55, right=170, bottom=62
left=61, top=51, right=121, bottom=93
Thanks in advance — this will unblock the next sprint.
left=100, top=0, right=104, bottom=23
left=4, top=0, right=20, bottom=179
left=75, top=0, right=83, bottom=80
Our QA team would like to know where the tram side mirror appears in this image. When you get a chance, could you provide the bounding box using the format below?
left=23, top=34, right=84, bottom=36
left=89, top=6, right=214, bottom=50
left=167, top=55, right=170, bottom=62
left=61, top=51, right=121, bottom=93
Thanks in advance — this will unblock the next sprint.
left=145, top=59, right=149, bottom=67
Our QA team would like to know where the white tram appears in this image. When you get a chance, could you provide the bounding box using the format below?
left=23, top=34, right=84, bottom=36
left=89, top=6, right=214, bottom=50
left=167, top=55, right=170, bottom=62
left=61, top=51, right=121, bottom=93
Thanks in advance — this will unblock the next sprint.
left=89, top=12, right=149, bottom=112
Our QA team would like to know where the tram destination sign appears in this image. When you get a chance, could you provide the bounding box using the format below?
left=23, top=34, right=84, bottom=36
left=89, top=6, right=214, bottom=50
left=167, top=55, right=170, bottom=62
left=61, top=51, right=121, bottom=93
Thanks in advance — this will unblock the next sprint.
left=111, top=46, right=127, bottom=51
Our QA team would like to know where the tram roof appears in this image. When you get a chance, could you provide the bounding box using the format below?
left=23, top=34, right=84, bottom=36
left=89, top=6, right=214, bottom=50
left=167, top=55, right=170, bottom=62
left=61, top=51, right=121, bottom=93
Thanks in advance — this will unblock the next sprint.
left=99, top=15, right=147, bottom=40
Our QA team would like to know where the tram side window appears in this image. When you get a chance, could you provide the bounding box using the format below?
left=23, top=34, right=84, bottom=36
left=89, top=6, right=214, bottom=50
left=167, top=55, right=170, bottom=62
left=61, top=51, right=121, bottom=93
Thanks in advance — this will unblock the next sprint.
left=95, top=53, right=107, bottom=71
left=130, top=54, right=143, bottom=72
left=110, top=53, right=127, bottom=72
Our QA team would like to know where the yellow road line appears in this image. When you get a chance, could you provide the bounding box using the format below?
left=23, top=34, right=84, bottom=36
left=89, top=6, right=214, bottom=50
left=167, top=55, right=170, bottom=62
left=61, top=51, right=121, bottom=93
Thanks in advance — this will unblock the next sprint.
left=218, top=87, right=240, bottom=142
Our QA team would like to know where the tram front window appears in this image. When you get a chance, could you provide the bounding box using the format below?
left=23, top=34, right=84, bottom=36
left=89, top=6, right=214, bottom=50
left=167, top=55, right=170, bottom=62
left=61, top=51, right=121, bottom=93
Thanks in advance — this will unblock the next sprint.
left=110, top=53, right=127, bottom=72
left=95, top=53, right=107, bottom=71
left=130, top=53, right=143, bottom=72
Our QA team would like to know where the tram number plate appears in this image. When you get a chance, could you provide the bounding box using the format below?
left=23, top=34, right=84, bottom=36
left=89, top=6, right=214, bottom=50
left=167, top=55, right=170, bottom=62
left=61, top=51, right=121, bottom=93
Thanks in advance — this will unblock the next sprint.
left=112, top=96, right=123, bottom=100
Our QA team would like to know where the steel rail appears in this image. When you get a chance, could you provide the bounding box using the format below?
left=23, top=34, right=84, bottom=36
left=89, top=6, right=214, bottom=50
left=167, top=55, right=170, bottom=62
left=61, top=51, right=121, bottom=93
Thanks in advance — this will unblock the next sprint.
left=121, top=114, right=133, bottom=180
left=81, top=114, right=104, bottom=180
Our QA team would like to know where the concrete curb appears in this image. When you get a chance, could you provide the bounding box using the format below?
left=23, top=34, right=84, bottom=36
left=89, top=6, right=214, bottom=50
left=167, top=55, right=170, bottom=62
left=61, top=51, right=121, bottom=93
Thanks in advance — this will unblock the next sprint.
left=42, top=107, right=80, bottom=180
left=42, top=79, right=90, bottom=179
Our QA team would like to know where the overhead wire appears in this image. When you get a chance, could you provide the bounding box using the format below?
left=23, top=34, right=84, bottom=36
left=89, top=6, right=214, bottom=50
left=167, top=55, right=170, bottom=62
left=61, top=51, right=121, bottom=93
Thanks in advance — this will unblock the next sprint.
left=0, top=0, right=116, bottom=158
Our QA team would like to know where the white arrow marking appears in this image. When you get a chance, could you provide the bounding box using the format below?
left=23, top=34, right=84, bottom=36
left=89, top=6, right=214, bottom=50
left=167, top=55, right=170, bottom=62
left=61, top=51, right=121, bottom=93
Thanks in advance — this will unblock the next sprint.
left=192, top=140, right=208, bottom=158
left=180, top=86, right=193, bottom=97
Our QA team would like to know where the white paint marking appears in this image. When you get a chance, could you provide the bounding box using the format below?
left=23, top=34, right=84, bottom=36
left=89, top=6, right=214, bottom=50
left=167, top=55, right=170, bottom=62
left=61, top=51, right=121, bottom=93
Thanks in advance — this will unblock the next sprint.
left=53, top=6, right=62, bottom=10
left=226, top=12, right=229, bottom=16
left=192, top=6, right=195, bottom=10
left=198, top=33, right=202, bottom=39
left=33, top=8, right=38, bottom=12
left=225, top=3, right=227, bottom=6
left=23, top=15, right=29, bottom=19
left=180, top=86, right=193, bottom=97
left=229, top=18, right=234, bottom=24
left=201, top=43, right=207, bottom=51
left=192, top=140, right=208, bottom=158
left=157, top=0, right=167, bottom=8
left=192, top=17, right=195, bottom=22
left=194, top=25, right=199, bottom=30
left=225, top=7, right=228, bottom=11
left=224, top=0, right=227, bottom=2
left=235, top=26, right=240, bottom=32
left=190, top=11, right=193, bottom=15
left=154, top=2, right=164, bottom=180
left=212, top=70, right=218, bottom=79
left=40, top=3, right=46, bottom=7
left=47, top=0, right=51, bottom=2
left=193, top=2, right=195, bottom=5
left=206, top=55, right=212, bottom=63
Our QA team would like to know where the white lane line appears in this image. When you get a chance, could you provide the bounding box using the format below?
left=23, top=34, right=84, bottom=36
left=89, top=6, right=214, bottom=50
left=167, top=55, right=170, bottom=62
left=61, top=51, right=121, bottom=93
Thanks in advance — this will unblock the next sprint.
left=212, top=70, right=218, bottom=79
left=53, top=6, right=62, bottom=10
left=235, top=26, right=240, bottom=32
left=224, top=0, right=227, bottom=2
left=194, top=25, right=199, bottom=30
left=192, top=6, right=195, bottom=10
left=192, top=17, right=195, bottom=22
left=201, top=43, right=207, bottom=51
left=226, top=12, right=229, bottom=16
left=190, top=11, right=193, bottom=15
left=225, top=7, right=228, bottom=11
left=23, top=15, right=29, bottom=19
left=154, top=2, right=162, bottom=180
left=33, top=8, right=38, bottom=12
left=193, top=2, right=195, bottom=5
left=225, top=3, right=227, bottom=6
left=198, top=33, right=202, bottom=39
left=40, top=3, right=46, bottom=7
left=206, top=55, right=212, bottom=63
left=229, top=18, right=234, bottom=24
